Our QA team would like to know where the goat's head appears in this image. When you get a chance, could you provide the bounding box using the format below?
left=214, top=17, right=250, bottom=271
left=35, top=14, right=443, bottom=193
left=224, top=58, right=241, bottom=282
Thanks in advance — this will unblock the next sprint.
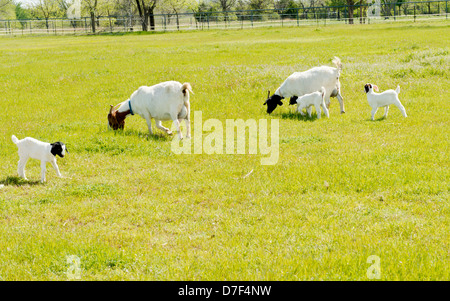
left=50, top=142, right=68, bottom=158
left=263, top=91, right=284, bottom=114
left=289, top=96, right=298, bottom=105
left=364, top=83, right=379, bottom=94
left=108, top=104, right=127, bottom=130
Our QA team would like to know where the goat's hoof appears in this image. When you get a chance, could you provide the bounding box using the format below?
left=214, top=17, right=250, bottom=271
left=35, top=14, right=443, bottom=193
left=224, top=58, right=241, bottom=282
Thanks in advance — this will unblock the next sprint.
left=341, top=111, right=345, bottom=114
left=185, top=135, right=191, bottom=139
left=167, top=131, right=173, bottom=135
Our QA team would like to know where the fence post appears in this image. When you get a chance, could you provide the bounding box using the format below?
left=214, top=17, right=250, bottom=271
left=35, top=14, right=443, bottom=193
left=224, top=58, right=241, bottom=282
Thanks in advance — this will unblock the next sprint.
left=414, top=5, right=416, bottom=22
left=344, top=6, right=347, bottom=24
left=296, top=8, right=299, bottom=26
left=446, top=0, right=448, bottom=19
left=394, top=3, right=396, bottom=20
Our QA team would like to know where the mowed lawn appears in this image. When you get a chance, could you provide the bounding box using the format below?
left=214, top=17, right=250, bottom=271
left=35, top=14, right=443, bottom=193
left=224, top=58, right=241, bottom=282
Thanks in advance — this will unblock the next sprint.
left=0, top=21, right=449, bottom=280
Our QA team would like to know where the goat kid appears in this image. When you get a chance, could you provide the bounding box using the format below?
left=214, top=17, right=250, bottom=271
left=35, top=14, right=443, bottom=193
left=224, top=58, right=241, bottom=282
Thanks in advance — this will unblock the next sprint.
left=264, top=57, right=344, bottom=114
left=294, top=87, right=329, bottom=119
left=364, top=83, right=407, bottom=121
left=108, top=81, right=193, bottom=139
left=11, top=135, right=68, bottom=183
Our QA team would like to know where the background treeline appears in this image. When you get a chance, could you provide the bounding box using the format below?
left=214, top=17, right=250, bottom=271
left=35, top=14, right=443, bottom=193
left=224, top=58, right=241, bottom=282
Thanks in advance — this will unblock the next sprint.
left=0, top=0, right=445, bottom=30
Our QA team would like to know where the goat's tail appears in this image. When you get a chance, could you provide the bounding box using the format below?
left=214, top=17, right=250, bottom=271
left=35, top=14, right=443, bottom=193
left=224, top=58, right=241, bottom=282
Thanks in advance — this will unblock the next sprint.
left=395, top=85, right=400, bottom=94
left=320, top=86, right=326, bottom=98
left=181, top=83, right=194, bottom=97
left=11, top=135, right=19, bottom=144
left=332, top=56, right=342, bottom=71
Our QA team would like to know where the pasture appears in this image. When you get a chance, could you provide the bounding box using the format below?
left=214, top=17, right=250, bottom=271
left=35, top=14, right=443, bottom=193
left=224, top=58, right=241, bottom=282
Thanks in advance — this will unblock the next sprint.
left=0, top=21, right=449, bottom=280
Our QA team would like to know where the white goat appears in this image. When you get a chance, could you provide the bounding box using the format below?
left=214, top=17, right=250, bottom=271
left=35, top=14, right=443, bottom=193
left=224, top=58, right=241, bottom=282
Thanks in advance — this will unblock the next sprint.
left=11, top=135, right=67, bottom=183
left=264, top=57, right=344, bottom=114
left=364, top=83, right=407, bottom=120
left=294, top=87, right=329, bottom=119
left=108, top=81, right=193, bottom=139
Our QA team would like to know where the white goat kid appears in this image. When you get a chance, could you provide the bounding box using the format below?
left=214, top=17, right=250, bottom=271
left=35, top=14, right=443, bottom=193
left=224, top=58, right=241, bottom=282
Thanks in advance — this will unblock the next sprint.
left=264, top=57, right=344, bottom=114
left=11, top=135, right=67, bottom=183
left=108, top=81, right=193, bottom=139
left=295, top=87, right=329, bottom=119
left=364, top=83, right=407, bottom=121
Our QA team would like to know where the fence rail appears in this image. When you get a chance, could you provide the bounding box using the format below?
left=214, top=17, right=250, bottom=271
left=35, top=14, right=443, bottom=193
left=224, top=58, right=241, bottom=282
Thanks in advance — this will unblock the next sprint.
left=1, top=1, right=449, bottom=36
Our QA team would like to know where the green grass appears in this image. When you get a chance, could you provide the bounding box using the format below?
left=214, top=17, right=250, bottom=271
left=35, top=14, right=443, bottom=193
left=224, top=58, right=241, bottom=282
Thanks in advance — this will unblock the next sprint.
left=0, top=21, right=449, bottom=280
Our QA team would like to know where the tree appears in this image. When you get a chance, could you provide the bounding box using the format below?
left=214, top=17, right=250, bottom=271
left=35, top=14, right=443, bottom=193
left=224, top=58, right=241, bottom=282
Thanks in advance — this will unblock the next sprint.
left=31, top=0, right=62, bottom=29
left=135, top=0, right=158, bottom=31
left=214, top=0, right=237, bottom=12
left=161, top=0, right=197, bottom=30
left=83, top=0, right=98, bottom=32
left=15, top=2, right=30, bottom=28
left=1, top=0, right=16, bottom=19
left=248, top=0, right=273, bottom=10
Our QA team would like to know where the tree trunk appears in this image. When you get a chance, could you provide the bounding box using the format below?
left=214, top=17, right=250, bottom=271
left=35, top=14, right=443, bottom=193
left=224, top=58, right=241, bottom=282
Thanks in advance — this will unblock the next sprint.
left=135, top=0, right=148, bottom=31
left=149, top=8, right=155, bottom=31
left=348, top=7, right=354, bottom=24
left=90, top=12, right=96, bottom=33
left=360, top=1, right=363, bottom=23
left=347, top=2, right=355, bottom=24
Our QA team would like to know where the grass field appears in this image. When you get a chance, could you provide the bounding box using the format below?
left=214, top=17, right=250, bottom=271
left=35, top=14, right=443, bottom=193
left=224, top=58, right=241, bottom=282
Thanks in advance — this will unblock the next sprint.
left=0, top=21, right=449, bottom=280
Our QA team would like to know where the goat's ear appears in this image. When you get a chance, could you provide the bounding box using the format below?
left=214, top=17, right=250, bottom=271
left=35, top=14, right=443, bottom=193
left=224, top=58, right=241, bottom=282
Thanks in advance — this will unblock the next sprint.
left=373, top=85, right=379, bottom=92
left=263, top=100, right=267, bottom=105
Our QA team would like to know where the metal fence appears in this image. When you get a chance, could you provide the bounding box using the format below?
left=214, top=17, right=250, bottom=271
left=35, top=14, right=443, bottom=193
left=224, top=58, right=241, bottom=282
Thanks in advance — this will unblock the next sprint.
left=1, top=0, right=449, bottom=36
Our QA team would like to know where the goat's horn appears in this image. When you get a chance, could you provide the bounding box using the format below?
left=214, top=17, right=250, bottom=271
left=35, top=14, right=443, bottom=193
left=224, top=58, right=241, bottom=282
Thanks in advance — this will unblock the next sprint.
left=267, top=90, right=270, bottom=98
left=109, top=105, right=114, bottom=114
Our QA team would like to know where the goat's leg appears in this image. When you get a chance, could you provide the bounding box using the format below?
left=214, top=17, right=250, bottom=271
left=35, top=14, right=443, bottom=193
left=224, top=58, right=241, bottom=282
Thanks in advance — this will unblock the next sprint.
left=143, top=114, right=153, bottom=135
left=315, top=103, right=321, bottom=119
left=383, top=106, right=389, bottom=119
left=155, top=119, right=172, bottom=135
left=172, top=118, right=183, bottom=140
left=371, top=107, right=378, bottom=121
left=181, top=118, right=190, bottom=139
left=40, top=161, right=47, bottom=183
left=336, top=93, right=345, bottom=113
left=50, top=159, right=62, bottom=178
left=325, top=96, right=331, bottom=109
left=394, top=98, right=407, bottom=117
left=17, top=156, right=28, bottom=180
left=322, top=101, right=330, bottom=118
left=297, top=104, right=306, bottom=116
left=306, top=106, right=312, bottom=118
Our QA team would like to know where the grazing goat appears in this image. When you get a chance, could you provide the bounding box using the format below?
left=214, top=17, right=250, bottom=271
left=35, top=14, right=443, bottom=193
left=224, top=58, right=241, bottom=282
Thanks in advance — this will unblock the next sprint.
left=11, top=135, right=68, bottom=183
left=264, top=57, right=344, bottom=114
left=364, top=83, right=407, bottom=120
left=108, top=81, right=193, bottom=139
left=294, top=87, right=329, bottom=119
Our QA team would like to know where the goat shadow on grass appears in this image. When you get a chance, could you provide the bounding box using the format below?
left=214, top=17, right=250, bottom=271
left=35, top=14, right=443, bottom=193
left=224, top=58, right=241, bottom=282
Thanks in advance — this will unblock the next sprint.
left=368, top=116, right=388, bottom=122
left=275, top=110, right=320, bottom=122
left=1, top=176, right=41, bottom=187
left=114, top=128, right=172, bottom=142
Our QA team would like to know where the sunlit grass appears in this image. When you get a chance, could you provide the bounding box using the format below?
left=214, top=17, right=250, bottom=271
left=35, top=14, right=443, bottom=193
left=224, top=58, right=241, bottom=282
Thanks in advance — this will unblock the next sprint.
left=0, top=21, right=449, bottom=280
